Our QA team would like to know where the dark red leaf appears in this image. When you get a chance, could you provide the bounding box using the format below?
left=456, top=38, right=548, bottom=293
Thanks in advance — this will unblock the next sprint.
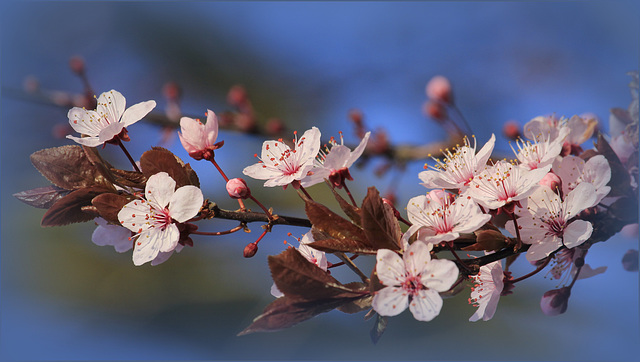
left=329, top=186, right=362, bottom=226
left=92, top=193, right=134, bottom=225
left=304, top=198, right=368, bottom=251
left=41, top=186, right=111, bottom=227
left=30, top=145, right=114, bottom=190
left=268, top=247, right=363, bottom=301
left=13, top=185, right=70, bottom=209
left=110, top=168, right=146, bottom=188
left=360, top=187, right=401, bottom=251
left=139, top=147, right=199, bottom=188
left=309, top=228, right=378, bottom=255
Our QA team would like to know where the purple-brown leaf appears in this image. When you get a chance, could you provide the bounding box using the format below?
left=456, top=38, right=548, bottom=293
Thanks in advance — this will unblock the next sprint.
left=13, top=185, right=70, bottom=209
left=360, top=187, right=401, bottom=251
left=304, top=199, right=368, bottom=252
left=41, top=186, right=111, bottom=227
left=92, top=193, right=133, bottom=225
left=30, top=145, right=114, bottom=190
left=139, top=147, right=199, bottom=188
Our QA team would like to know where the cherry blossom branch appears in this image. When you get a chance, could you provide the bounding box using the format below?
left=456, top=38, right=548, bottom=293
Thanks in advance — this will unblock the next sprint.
left=335, top=252, right=369, bottom=283
left=511, top=256, right=551, bottom=283
left=203, top=201, right=312, bottom=228
left=190, top=224, right=244, bottom=236
left=209, top=159, right=246, bottom=210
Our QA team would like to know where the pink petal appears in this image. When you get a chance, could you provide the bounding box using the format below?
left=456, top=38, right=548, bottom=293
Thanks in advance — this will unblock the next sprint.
left=203, top=109, right=219, bottom=147
left=66, top=135, right=103, bottom=147
left=421, top=259, right=459, bottom=292
left=242, top=163, right=283, bottom=181
left=525, top=238, right=561, bottom=262
left=98, top=122, right=125, bottom=143
left=179, top=116, right=207, bottom=152
left=345, top=131, right=371, bottom=167
left=372, top=287, right=408, bottom=317
left=474, top=133, right=496, bottom=167
left=375, top=249, right=405, bottom=286
left=169, top=185, right=203, bottom=223
left=118, top=199, right=154, bottom=233
left=91, top=218, right=133, bottom=253
left=120, top=100, right=156, bottom=127
left=145, top=172, right=176, bottom=209
left=403, top=241, right=432, bottom=276
left=410, top=288, right=443, bottom=322
left=562, top=220, right=592, bottom=249
left=96, top=90, right=126, bottom=123
left=564, top=182, right=597, bottom=218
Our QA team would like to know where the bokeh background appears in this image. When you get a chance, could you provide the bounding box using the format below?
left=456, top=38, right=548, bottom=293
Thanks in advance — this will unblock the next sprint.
left=1, top=1, right=639, bottom=360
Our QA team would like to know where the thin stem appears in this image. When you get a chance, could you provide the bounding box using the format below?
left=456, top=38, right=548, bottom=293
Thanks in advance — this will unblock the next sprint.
left=327, top=254, right=359, bottom=269
left=248, top=195, right=274, bottom=221
left=568, top=265, right=583, bottom=289
left=191, top=224, right=244, bottom=236
left=510, top=213, right=523, bottom=251
left=511, top=257, right=551, bottom=283
left=342, top=181, right=358, bottom=207
left=117, top=139, right=141, bottom=173
left=335, top=252, right=368, bottom=283
left=447, top=242, right=472, bottom=272
left=210, top=158, right=246, bottom=210
left=299, top=185, right=313, bottom=201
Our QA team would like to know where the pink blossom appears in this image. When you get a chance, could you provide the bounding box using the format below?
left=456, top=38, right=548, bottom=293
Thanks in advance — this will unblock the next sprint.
left=300, top=131, right=371, bottom=188
left=505, top=183, right=597, bottom=262
left=511, top=135, right=564, bottom=171
left=553, top=155, right=611, bottom=207
left=372, top=242, right=458, bottom=322
left=243, top=127, right=321, bottom=187
left=178, top=110, right=222, bottom=160
left=419, top=134, right=495, bottom=190
left=226, top=178, right=251, bottom=199
left=469, top=259, right=504, bottom=322
left=118, top=172, right=203, bottom=266
left=403, top=189, right=490, bottom=246
left=67, top=90, right=156, bottom=147
left=465, top=160, right=549, bottom=211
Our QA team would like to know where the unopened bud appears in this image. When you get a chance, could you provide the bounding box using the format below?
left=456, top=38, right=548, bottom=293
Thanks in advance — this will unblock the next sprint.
left=162, top=81, right=182, bottom=102
left=243, top=242, right=258, bottom=258
left=227, top=85, right=248, bottom=107
left=234, top=113, right=257, bottom=133
left=69, top=55, right=85, bottom=75
left=426, top=75, right=453, bottom=104
left=503, top=120, right=521, bottom=140
left=539, top=172, right=562, bottom=194
left=540, top=287, right=571, bottom=316
left=349, top=109, right=363, bottom=125
left=265, top=118, right=285, bottom=135
left=622, top=249, right=639, bottom=272
left=423, top=100, right=448, bottom=122
left=226, top=178, right=251, bottom=199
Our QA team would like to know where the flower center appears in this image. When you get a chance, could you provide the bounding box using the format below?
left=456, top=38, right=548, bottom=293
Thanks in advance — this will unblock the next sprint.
left=152, top=207, right=173, bottom=231
left=401, top=274, right=424, bottom=296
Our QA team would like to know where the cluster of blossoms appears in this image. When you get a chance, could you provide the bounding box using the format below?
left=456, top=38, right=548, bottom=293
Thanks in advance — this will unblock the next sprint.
left=15, top=70, right=638, bottom=342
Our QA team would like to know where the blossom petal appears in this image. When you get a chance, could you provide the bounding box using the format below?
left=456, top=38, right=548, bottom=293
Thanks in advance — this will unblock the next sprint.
left=151, top=244, right=184, bottom=266
left=203, top=109, right=219, bottom=147
left=96, top=90, right=126, bottom=123
left=91, top=218, right=133, bottom=252
left=564, top=182, right=597, bottom=218
left=118, top=199, right=154, bottom=233
left=403, top=241, right=432, bottom=276
left=409, top=288, right=443, bottom=322
left=145, top=172, right=176, bottom=209
left=66, top=135, right=103, bottom=147
left=321, top=145, right=352, bottom=170
left=421, top=259, right=459, bottom=292
left=376, top=249, right=405, bottom=286
left=474, top=133, right=496, bottom=167
left=120, top=100, right=156, bottom=127
left=242, top=163, right=283, bottom=180
left=345, top=131, right=371, bottom=167
left=295, top=127, right=322, bottom=163
left=526, top=239, right=562, bottom=262
left=168, top=185, right=204, bottom=223
left=562, top=220, right=592, bottom=249
left=179, top=116, right=207, bottom=152
left=98, top=122, right=125, bottom=143
left=132, top=228, right=172, bottom=266
left=372, top=286, right=408, bottom=317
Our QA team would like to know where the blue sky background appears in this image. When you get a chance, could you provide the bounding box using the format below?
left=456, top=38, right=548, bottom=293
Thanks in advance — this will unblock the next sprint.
left=1, top=1, right=639, bottom=361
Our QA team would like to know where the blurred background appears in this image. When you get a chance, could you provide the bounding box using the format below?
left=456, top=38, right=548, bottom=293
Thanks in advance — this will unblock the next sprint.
left=1, top=1, right=638, bottom=360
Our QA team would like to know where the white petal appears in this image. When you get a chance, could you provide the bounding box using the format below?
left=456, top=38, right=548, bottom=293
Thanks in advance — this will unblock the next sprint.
left=322, top=145, right=352, bottom=170
left=299, top=168, right=332, bottom=188
left=421, top=259, right=459, bottom=292
left=263, top=174, right=298, bottom=187
left=168, top=185, right=204, bottom=223
left=403, top=241, right=432, bottom=276
left=564, top=182, right=597, bottom=218
left=145, top=172, right=176, bottom=209
left=91, top=218, right=133, bottom=253
left=120, top=100, right=156, bottom=127
left=66, top=135, right=103, bottom=147
left=525, top=238, right=561, bottom=262
left=295, top=127, right=322, bottom=163
left=179, top=116, right=207, bottom=151
left=118, top=199, right=154, bottom=233
left=242, top=163, right=283, bottom=180
left=475, top=133, right=496, bottom=167
left=96, top=90, right=126, bottom=122
left=345, top=131, right=371, bottom=167
left=562, top=220, right=592, bottom=249
left=68, top=108, right=100, bottom=135
left=409, top=289, right=443, bottom=322
left=418, top=170, right=459, bottom=189
left=204, top=109, right=219, bottom=147
left=98, top=122, right=125, bottom=143
left=132, top=229, right=163, bottom=266
left=157, top=224, right=180, bottom=253
left=375, top=249, right=405, bottom=286
left=270, top=283, right=284, bottom=298
left=372, top=287, right=408, bottom=317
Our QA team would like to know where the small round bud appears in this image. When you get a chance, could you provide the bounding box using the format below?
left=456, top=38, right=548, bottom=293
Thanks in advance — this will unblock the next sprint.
left=227, top=85, right=248, bottom=107
left=162, top=81, right=182, bottom=102
left=539, top=172, right=562, bottom=193
left=226, top=178, right=251, bottom=199
left=423, top=100, right=448, bottom=122
left=622, top=249, right=639, bottom=272
left=243, top=242, right=258, bottom=258
left=69, top=55, right=85, bottom=75
left=348, top=109, right=364, bottom=125
left=426, top=75, right=453, bottom=104
left=265, top=118, right=285, bottom=135
left=503, top=120, right=521, bottom=140
left=540, top=287, right=571, bottom=316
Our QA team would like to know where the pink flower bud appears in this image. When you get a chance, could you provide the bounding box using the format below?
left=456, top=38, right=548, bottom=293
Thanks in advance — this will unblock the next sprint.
left=226, top=178, right=251, bottom=199
left=162, top=81, right=182, bottom=101
left=265, top=118, right=285, bottom=135
left=243, top=242, right=258, bottom=258
left=622, top=249, right=639, bottom=272
left=69, top=55, right=85, bottom=75
left=423, top=100, right=448, bottom=122
left=426, top=75, right=453, bottom=104
left=539, top=172, right=562, bottom=193
left=227, top=85, right=248, bottom=107
left=502, top=120, right=521, bottom=140
left=540, top=287, right=571, bottom=316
